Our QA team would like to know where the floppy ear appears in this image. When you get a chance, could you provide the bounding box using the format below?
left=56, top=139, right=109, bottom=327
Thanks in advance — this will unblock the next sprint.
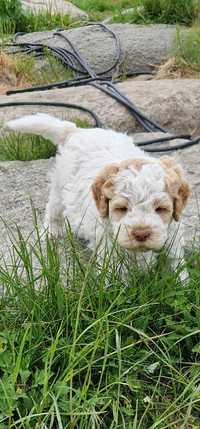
left=160, top=156, right=190, bottom=221
left=91, top=164, right=119, bottom=218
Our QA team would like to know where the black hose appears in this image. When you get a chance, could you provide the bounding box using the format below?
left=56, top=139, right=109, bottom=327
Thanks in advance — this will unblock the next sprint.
left=0, top=101, right=103, bottom=128
left=142, top=136, right=200, bottom=152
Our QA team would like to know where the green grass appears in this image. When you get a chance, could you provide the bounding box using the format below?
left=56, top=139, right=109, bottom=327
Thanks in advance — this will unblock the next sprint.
left=0, top=134, right=56, bottom=161
left=0, top=119, right=91, bottom=161
left=72, top=0, right=133, bottom=13
left=0, top=0, right=75, bottom=35
left=17, top=50, right=74, bottom=86
left=174, top=26, right=200, bottom=72
left=0, top=12, right=72, bottom=36
left=0, top=220, right=200, bottom=427
left=134, top=0, right=199, bottom=25
left=0, top=45, right=75, bottom=98
left=72, top=0, right=200, bottom=25
left=0, top=0, right=25, bottom=35
left=1, top=0, right=199, bottom=35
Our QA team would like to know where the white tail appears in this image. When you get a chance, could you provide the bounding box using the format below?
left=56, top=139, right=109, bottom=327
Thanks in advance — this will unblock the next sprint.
left=5, top=113, right=77, bottom=145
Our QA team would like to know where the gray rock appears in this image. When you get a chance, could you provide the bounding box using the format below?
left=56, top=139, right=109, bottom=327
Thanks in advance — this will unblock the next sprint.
left=21, top=0, right=88, bottom=19
left=0, top=159, right=51, bottom=264
left=14, top=24, right=187, bottom=76
left=0, top=79, right=200, bottom=134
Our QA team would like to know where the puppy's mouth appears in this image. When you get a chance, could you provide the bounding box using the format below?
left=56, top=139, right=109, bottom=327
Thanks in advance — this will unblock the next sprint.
left=118, top=237, right=165, bottom=252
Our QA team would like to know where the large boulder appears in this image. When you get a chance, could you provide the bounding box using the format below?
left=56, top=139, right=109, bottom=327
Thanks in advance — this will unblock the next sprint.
left=0, top=79, right=199, bottom=134
left=14, top=24, right=187, bottom=76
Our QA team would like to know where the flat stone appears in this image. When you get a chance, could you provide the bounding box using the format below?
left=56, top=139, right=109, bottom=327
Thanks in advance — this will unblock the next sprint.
left=15, top=24, right=187, bottom=76
left=21, top=0, right=88, bottom=19
left=0, top=79, right=199, bottom=134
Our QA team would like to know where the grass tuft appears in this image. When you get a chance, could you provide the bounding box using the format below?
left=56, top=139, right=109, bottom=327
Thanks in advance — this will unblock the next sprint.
left=0, top=50, right=74, bottom=95
left=138, top=0, right=198, bottom=25
left=0, top=133, right=55, bottom=161
left=0, top=220, right=200, bottom=427
left=19, top=10, right=72, bottom=33
left=112, top=0, right=200, bottom=25
left=174, top=26, right=200, bottom=72
left=155, top=57, right=200, bottom=79
left=0, top=119, right=91, bottom=161
left=0, top=0, right=73, bottom=35
left=0, top=0, right=26, bottom=35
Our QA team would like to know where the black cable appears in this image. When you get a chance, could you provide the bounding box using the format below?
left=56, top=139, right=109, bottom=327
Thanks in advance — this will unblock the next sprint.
left=54, top=22, right=123, bottom=77
left=0, top=101, right=103, bottom=128
left=50, top=27, right=165, bottom=133
left=6, top=77, right=108, bottom=95
left=6, top=24, right=166, bottom=134
left=136, top=134, right=191, bottom=146
left=142, top=136, right=200, bottom=152
left=92, top=81, right=166, bottom=133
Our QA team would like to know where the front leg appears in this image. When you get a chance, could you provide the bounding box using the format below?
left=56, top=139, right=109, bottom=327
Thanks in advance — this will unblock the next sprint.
left=43, top=180, right=64, bottom=238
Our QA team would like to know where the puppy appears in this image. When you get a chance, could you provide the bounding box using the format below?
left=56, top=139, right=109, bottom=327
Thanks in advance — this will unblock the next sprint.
left=5, top=113, right=190, bottom=280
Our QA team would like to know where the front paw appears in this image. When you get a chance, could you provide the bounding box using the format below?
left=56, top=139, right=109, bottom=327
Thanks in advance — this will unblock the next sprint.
left=40, top=222, right=63, bottom=240
left=178, top=269, right=189, bottom=285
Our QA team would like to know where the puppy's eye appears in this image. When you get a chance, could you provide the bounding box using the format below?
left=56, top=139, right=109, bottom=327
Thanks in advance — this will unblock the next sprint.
left=114, top=207, right=128, bottom=215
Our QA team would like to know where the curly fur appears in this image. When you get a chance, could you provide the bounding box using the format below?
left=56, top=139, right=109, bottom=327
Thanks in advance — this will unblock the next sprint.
left=6, top=113, right=190, bottom=281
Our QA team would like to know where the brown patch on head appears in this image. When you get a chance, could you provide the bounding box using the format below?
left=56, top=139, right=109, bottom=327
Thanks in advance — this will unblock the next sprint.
left=160, top=156, right=190, bottom=221
left=91, top=164, right=120, bottom=218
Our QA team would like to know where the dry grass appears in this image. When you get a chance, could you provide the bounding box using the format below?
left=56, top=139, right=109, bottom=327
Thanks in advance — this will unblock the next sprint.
left=0, top=50, right=74, bottom=95
left=0, top=52, right=32, bottom=94
left=155, top=57, right=200, bottom=79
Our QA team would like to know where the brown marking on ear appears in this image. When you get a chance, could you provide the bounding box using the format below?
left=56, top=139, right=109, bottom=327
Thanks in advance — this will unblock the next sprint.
left=173, top=181, right=190, bottom=221
left=160, top=156, right=190, bottom=221
left=91, top=164, right=119, bottom=218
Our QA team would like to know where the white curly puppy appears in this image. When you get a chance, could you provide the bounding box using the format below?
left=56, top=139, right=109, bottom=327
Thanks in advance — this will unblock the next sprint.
left=6, top=113, right=190, bottom=279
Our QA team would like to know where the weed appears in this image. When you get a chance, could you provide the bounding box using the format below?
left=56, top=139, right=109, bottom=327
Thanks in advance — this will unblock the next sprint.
left=0, top=3, right=72, bottom=35
left=155, top=57, right=200, bottom=79
left=174, top=26, right=200, bottom=72
left=138, top=0, right=196, bottom=25
left=0, top=0, right=26, bottom=35
left=0, top=133, right=55, bottom=161
left=113, top=0, right=200, bottom=26
left=0, top=50, right=74, bottom=95
left=71, top=0, right=135, bottom=22
left=21, top=10, right=72, bottom=33
left=0, top=118, right=91, bottom=161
